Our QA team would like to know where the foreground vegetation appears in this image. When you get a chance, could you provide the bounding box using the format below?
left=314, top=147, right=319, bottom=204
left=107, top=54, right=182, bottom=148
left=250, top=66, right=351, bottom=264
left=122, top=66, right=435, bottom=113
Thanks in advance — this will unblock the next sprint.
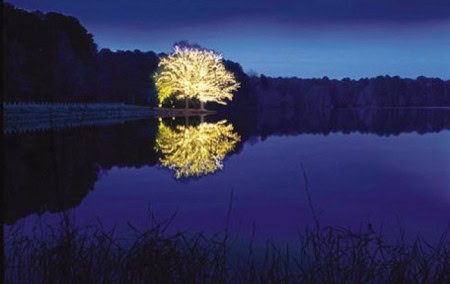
left=4, top=214, right=449, bottom=283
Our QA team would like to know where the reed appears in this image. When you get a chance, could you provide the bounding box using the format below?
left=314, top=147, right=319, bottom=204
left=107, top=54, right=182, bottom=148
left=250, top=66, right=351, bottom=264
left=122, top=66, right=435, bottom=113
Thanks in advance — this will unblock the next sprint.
left=4, top=213, right=449, bottom=283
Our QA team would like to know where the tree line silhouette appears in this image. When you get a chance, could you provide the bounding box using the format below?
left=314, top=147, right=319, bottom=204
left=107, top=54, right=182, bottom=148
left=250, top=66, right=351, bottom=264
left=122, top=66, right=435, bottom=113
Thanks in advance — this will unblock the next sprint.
left=254, top=75, right=450, bottom=109
left=3, top=3, right=450, bottom=108
left=2, top=4, right=251, bottom=107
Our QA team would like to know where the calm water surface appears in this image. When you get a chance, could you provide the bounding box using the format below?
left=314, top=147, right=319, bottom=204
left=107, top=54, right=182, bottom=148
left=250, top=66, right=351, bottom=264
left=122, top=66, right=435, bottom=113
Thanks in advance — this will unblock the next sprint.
left=4, top=109, right=450, bottom=242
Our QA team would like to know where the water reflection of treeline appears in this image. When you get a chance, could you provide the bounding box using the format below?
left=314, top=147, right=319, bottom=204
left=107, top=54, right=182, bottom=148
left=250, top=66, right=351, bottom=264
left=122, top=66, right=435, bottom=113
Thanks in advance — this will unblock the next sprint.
left=4, top=109, right=450, bottom=225
left=3, top=120, right=159, bottom=225
left=250, top=108, right=450, bottom=138
left=4, top=3, right=450, bottom=109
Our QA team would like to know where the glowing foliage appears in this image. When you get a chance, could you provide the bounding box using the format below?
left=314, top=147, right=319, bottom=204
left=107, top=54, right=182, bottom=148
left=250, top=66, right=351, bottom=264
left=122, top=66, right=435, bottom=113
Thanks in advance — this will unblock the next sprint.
left=155, top=120, right=241, bottom=178
left=153, top=45, right=240, bottom=106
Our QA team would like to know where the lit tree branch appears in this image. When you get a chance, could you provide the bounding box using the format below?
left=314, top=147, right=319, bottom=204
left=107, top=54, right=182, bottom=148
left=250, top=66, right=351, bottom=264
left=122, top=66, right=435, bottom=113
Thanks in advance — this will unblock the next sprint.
left=153, top=45, right=240, bottom=108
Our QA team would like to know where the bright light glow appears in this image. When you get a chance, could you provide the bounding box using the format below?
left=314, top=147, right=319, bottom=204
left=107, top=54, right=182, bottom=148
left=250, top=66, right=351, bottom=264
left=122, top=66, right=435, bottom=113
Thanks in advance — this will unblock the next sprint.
left=154, top=120, right=241, bottom=178
left=153, top=45, right=240, bottom=106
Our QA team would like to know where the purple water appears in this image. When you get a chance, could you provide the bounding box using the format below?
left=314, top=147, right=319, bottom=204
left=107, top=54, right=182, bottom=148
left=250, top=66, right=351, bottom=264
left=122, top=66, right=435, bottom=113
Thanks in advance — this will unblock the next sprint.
left=4, top=109, right=450, bottom=242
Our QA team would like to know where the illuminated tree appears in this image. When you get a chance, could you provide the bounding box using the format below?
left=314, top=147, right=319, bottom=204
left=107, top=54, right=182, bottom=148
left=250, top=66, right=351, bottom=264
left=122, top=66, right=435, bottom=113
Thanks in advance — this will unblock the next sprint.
left=153, top=45, right=240, bottom=110
left=154, top=119, right=241, bottom=178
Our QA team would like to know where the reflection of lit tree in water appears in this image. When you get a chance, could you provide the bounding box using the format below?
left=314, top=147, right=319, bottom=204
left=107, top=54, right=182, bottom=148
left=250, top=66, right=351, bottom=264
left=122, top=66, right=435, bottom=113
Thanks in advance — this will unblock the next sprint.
left=155, top=119, right=240, bottom=178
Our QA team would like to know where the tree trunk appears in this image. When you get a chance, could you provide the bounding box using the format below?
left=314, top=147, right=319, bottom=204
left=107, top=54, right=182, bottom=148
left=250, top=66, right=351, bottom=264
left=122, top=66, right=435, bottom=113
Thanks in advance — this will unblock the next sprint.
left=185, top=98, right=189, bottom=109
left=200, top=101, right=204, bottom=111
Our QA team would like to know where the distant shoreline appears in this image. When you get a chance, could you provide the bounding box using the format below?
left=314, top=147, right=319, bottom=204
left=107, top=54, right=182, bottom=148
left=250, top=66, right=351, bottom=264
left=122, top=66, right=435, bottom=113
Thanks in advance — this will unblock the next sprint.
left=4, top=102, right=450, bottom=135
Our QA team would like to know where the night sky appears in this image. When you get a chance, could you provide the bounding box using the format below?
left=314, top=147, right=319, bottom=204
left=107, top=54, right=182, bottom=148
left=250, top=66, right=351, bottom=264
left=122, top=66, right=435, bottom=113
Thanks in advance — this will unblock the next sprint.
left=7, top=0, right=450, bottom=79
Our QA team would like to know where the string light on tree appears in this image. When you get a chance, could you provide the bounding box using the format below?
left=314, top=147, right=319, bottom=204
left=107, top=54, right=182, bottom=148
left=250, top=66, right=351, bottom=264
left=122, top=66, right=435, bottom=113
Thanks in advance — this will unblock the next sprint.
left=153, top=44, right=240, bottom=110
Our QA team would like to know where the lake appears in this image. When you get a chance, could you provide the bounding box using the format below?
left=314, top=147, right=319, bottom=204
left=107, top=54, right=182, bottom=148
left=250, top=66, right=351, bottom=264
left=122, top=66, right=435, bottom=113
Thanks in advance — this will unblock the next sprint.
left=4, top=108, right=450, bottom=243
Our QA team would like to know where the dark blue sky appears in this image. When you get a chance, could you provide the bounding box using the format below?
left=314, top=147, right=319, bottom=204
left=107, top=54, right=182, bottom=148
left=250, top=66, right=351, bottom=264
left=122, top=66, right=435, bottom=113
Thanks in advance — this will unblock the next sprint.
left=7, top=0, right=450, bottom=79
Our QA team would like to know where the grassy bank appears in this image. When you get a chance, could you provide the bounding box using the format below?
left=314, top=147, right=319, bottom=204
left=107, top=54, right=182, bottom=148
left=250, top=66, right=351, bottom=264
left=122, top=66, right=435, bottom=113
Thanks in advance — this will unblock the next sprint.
left=3, top=102, right=155, bottom=134
left=4, top=215, right=449, bottom=283
left=153, top=107, right=217, bottom=117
